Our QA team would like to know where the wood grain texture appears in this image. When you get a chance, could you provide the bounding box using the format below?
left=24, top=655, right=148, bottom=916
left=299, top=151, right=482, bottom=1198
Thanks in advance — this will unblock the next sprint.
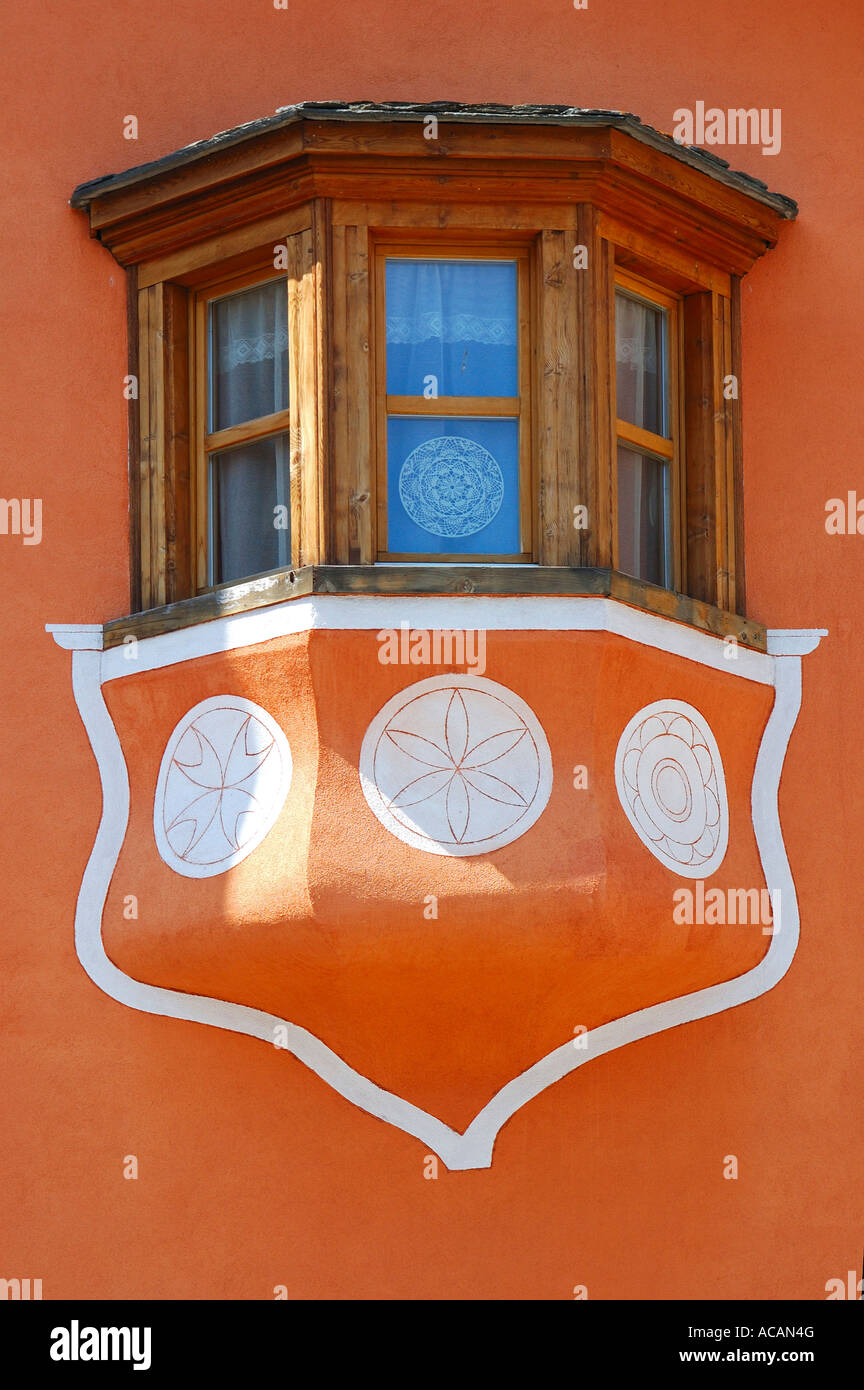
left=204, top=407, right=293, bottom=454
left=312, top=198, right=333, bottom=562
left=102, top=563, right=766, bottom=651
left=126, top=265, right=141, bottom=613
left=137, top=204, right=312, bottom=289
left=332, top=223, right=373, bottom=563
left=346, top=224, right=373, bottom=563
left=286, top=224, right=323, bottom=567
left=385, top=395, right=520, bottom=417
left=135, top=281, right=191, bottom=609
left=81, top=118, right=788, bottom=280
left=730, top=276, right=746, bottom=615
left=683, top=291, right=716, bottom=606
left=576, top=206, right=615, bottom=569
left=713, top=290, right=735, bottom=614
left=162, top=282, right=191, bottom=604
left=536, top=229, right=578, bottom=565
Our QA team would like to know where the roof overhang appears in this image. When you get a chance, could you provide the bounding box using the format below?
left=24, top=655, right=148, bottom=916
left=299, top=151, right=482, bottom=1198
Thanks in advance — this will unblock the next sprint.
left=69, top=102, right=797, bottom=279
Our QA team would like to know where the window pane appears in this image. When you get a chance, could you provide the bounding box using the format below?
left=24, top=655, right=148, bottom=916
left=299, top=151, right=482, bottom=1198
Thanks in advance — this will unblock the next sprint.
left=615, top=292, right=666, bottom=436
left=210, top=279, right=289, bottom=432
left=210, top=434, right=290, bottom=585
left=387, top=417, right=519, bottom=554
left=386, top=260, right=518, bottom=397
left=617, top=443, right=670, bottom=587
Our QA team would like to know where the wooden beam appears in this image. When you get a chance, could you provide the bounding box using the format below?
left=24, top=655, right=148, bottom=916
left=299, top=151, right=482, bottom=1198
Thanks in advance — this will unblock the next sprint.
left=730, top=276, right=746, bottom=615
left=683, top=291, right=716, bottom=606
left=313, top=198, right=333, bottom=561
left=536, top=228, right=580, bottom=564
left=575, top=205, right=615, bottom=569
left=102, top=563, right=766, bottom=652
left=286, top=223, right=324, bottom=567
left=125, top=265, right=140, bottom=614
left=135, top=281, right=191, bottom=609
left=331, top=222, right=373, bottom=563
left=713, top=290, right=735, bottom=614
left=82, top=119, right=789, bottom=281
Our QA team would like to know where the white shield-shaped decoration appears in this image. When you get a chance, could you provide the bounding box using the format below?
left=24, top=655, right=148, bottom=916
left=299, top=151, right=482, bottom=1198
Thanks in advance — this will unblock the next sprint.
left=48, top=603, right=824, bottom=1170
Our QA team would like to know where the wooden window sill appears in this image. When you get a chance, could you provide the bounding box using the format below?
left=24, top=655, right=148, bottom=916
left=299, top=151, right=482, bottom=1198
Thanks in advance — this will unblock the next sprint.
left=102, top=565, right=766, bottom=652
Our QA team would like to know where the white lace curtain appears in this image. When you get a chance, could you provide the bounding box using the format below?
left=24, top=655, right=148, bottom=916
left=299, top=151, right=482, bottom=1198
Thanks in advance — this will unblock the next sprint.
left=210, top=280, right=290, bottom=583
left=385, top=259, right=518, bottom=397
left=615, top=293, right=663, bottom=436
left=211, top=279, right=289, bottom=431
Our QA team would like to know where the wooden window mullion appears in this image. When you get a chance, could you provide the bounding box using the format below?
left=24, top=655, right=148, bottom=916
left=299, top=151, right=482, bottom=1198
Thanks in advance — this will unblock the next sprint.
left=286, top=225, right=323, bottom=569
left=730, top=276, right=745, bottom=616
left=331, top=222, right=373, bottom=564
left=683, top=288, right=736, bottom=611
left=576, top=206, right=615, bottom=571
left=536, top=227, right=580, bottom=566
left=136, top=279, right=190, bottom=610
left=373, top=240, right=530, bottom=563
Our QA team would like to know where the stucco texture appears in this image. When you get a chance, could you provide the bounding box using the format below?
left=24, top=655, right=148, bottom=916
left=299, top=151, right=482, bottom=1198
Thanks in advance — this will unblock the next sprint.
left=1, top=0, right=861, bottom=1299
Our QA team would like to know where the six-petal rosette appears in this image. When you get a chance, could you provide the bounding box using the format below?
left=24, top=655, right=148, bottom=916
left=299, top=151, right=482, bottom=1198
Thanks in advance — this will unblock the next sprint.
left=359, top=675, right=553, bottom=855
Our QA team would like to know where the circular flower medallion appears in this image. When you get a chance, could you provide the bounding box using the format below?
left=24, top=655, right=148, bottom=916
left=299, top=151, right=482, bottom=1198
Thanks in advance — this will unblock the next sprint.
left=154, top=696, right=292, bottom=878
left=398, top=436, right=504, bottom=538
left=359, top=675, right=552, bottom=856
left=614, top=699, right=728, bottom=877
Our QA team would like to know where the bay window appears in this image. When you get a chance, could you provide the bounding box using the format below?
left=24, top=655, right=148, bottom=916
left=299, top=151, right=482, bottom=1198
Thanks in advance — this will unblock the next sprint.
left=69, top=102, right=797, bottom=651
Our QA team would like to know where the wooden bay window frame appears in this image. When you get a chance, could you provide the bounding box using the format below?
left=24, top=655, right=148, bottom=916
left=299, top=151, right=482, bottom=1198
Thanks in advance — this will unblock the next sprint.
left=612, top=269, right=685, bottom=593
left=371, top=238, right=534, bottom=563
left=70, top=105, right=795, bottom=647
left=191, top=265, right=293, bottom=592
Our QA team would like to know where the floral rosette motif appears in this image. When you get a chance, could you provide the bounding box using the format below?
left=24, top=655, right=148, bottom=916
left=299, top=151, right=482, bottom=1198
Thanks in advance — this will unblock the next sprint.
left=154, top=697, right=292, bottom=877
left=614, top=699, right=728, bottom=877
left=359, top=675, right=553, bottom=856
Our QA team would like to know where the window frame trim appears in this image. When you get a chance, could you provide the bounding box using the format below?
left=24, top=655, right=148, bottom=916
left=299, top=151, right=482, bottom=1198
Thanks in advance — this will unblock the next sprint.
left=371, top=237, right=535, bottom=565
left=191, top=264, right=294, bottom=592
left=612, top=268, right=685, bottom=594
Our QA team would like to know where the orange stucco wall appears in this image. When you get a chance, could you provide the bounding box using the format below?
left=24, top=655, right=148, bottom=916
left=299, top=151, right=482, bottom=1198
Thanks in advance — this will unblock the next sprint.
left=3, top=0, right=862, bottom=1299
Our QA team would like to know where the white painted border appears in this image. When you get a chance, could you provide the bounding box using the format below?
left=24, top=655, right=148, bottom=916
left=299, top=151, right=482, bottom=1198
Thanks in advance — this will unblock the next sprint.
left=358, top=673, right=553, bottom=856
left=92, top=595, right=776, bottom=687
left=614, top=698, right=729, bottom=878
left=153, top=695, right=293, bottom=878
left=49, top=614, right=825, bottom=1170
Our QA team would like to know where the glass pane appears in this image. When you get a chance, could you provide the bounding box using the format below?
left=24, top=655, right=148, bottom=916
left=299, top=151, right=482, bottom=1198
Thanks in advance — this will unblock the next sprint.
left=210, top=433, right=290, bottom=585
left=617, top=443, right=670, bottom=587
left=210, top=279, right=289, bottom=432
left=386, top=259, right=518, bottom=397
left=387, top=417, right=519, bottom=554
left=615, top=291, right=666, bottom=436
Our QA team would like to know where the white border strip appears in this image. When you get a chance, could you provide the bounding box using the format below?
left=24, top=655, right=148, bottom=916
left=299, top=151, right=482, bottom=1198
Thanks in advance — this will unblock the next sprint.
left=78, top=595, right=776, bottom=687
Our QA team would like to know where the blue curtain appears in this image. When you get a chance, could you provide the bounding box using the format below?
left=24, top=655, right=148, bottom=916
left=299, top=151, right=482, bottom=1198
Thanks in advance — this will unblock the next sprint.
left=386, top=260, right=518, bottom=398
left=385, top=260, right=520, bottom=554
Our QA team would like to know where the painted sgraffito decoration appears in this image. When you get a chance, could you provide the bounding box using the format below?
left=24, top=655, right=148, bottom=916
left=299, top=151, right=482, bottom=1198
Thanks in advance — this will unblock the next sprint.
left=359, top=675, right=552, bottom=855
left=614, top=699, right=728, bottom=876
left=154, top=697, right=292, bottom=878
left=48, top=606, right=824, bottom=1170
